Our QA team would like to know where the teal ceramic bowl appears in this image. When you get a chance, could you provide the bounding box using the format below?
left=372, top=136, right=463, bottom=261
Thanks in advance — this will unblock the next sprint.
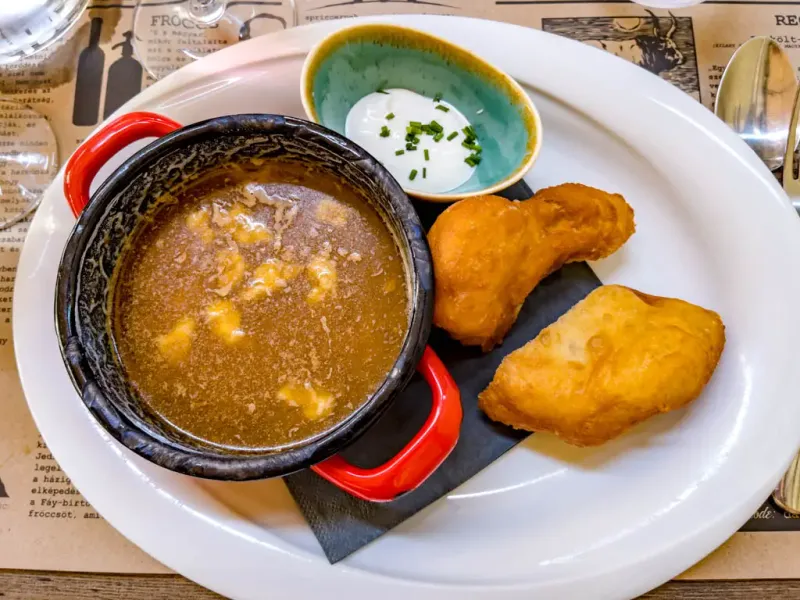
left=301, top=23, right=542, bottom=202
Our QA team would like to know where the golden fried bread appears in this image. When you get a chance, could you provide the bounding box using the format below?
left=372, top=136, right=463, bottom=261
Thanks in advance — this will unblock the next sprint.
left=478, top=285, right=725, bottom=446
left=429, top=184, right=635, bottom=351
left=429, top=195, right=539, bottom=350
left=532, top=183, right=636, bottom=263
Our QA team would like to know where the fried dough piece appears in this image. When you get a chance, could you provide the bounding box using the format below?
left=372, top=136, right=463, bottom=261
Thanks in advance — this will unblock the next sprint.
left=479, top=285, right=725, bottom=446
left=429, top=184, right=635, bottom=350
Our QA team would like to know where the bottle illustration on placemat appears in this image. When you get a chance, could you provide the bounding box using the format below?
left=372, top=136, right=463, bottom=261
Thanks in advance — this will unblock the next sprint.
left=104, top=31, right=142, bottom=119
left=72, top=17, right=105, bottom=127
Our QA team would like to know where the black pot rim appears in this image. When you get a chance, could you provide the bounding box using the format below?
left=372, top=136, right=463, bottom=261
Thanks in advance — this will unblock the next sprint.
left=55, top=113, right=433, bottom=481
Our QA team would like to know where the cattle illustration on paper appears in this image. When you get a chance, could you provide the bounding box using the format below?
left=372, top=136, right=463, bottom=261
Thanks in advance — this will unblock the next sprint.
left=542, top=12, right=700, bottom=99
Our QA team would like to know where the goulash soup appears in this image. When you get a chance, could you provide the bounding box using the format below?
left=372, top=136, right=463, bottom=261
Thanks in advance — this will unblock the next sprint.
left=111, top=161, right=410, bottom=449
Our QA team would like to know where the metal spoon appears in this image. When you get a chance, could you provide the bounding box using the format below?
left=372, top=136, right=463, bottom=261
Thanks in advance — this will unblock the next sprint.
left=715, top=36, right=798, bottom=171
left=773, top=454, right=800, bottom=513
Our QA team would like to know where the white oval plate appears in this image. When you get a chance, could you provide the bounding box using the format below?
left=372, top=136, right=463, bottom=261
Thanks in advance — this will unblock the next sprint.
left=14, top=15, right=800, bottom=600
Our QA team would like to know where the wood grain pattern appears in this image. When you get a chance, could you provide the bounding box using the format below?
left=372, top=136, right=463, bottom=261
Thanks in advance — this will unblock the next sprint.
left=1, top=572, right=800, bottom=599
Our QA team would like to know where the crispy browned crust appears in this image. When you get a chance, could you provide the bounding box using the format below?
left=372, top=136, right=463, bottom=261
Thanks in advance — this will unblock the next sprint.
left=429, top=183, right=635, bottom=351
left=478, top=285, right=726, bottom=446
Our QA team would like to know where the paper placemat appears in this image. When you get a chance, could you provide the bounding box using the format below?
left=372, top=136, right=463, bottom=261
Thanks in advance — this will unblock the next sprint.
left=1, top=0, right=798, bottom=578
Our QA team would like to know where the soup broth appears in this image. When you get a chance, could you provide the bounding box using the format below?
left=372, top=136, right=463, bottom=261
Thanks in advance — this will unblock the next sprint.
left=111, top=161, right=410, bottom=449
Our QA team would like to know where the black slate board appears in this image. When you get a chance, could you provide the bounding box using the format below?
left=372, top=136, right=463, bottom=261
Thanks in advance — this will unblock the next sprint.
left=284, top=180, right=605, bottom=563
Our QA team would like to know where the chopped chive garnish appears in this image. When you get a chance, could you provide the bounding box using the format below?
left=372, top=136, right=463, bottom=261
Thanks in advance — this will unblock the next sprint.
left=380, top=125, right=391, bottom=137
left=406, top=143, right=417, bottom=151
left=421, top=124, right=433, bottom=134
left=446, top=131, right=458, bottom=141
left=433, top=92, right=443, bottom=102
left=463, top=125, right=477, bottom=138
left=429, top=120, right=443, bottom=133
left=386, top=112, right=395, bottom=120
left=376, top=88, right=388, bottom=94
left=410, top=169, right=418, bottom=181
left=423, top=167, right=427, bottom=178
left=409, top=121, right=422, bottom=127
left=435, top=104, right=450, bottom=113
left=395, top=149, right=405, bottom=156
left=424, top=149, right=430, bottom=161
left=433, top=132, right=444, bottom=142
left=462, top=141, right=482, bottom=152
left=405, top=133, right=420, bottom=144
left=465, top=153, right=482, bottom=167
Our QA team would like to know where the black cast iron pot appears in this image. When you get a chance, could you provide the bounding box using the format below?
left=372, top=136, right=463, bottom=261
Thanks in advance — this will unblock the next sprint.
left=55, top=111, right=462, bottom=502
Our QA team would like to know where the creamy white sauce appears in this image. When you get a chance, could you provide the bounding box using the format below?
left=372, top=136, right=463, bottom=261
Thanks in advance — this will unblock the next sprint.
left=345, top=89, right=476, bottom=194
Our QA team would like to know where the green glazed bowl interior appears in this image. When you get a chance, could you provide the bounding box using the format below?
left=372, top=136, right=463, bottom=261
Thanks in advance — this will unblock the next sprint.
left=301, top=23, right=541, bottom=201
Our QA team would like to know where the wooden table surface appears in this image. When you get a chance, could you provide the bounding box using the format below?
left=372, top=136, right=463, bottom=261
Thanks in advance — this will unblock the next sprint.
left=1, top=572, right=800, bottom=599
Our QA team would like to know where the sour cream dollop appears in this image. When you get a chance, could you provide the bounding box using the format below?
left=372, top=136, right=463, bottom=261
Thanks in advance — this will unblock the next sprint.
left=345, top=88, right=477, bottom=194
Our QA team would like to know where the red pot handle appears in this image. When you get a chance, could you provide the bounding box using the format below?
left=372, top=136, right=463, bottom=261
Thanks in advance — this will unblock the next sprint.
left=64, top=111, right=183, bottom=217
left=311, top=346, right=462, bottom=502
